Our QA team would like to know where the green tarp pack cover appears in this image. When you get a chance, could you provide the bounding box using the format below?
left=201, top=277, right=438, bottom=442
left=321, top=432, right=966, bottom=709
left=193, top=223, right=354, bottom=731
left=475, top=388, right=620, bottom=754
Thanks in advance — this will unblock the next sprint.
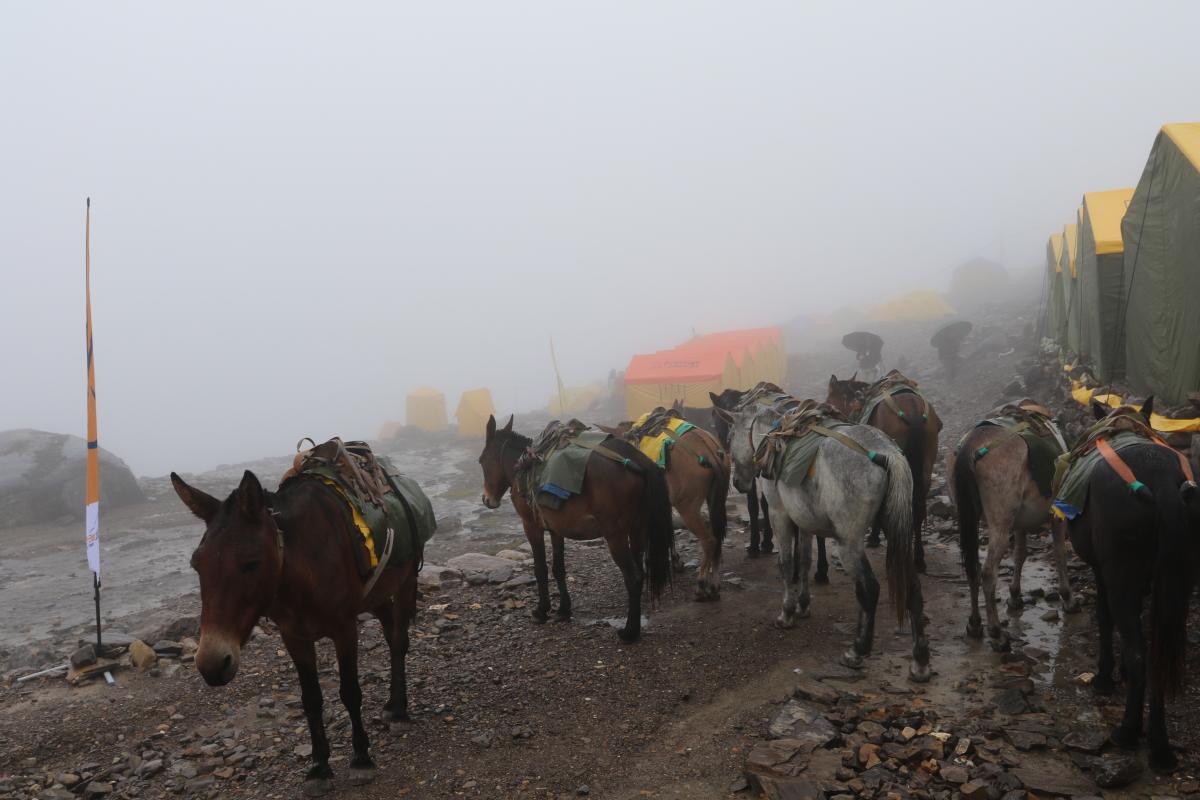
left=525, top=430, right=613, bottom=510
left=974, top=417, right=1064, bottom=497
left=761, top=421, right=857, bottom=484
left=1122, top=125, right=1200, bottom=404
left=305, top=460, right=437, bottom=568
left=1053, top=431, right=1146, bottom=517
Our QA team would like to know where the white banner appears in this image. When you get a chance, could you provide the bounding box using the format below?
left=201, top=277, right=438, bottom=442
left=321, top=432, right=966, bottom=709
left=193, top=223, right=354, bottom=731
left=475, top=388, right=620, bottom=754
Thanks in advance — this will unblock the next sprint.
left=85, top=500, right=100, bottom=577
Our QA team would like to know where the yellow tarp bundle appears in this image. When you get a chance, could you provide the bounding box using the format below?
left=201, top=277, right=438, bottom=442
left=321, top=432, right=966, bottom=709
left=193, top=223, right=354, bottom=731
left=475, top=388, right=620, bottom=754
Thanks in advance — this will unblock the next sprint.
left=455, top=388, right=496, bottom=438
left=868, top=290, right=956, bottom=322
left=406, top=387, right=448, bottom=432
left=1069, top=381, right=1200, bottom=433
left=320, top=478, right=378, bottom=566
left=630, top=412, right=693, bottom=466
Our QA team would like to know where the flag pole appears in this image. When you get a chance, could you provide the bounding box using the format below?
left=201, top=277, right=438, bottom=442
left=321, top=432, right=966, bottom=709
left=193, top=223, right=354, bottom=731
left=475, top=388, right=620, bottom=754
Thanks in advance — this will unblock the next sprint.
left=550, top=337, right=567, bottom=416
left=84, top=197, right=102, bottom=655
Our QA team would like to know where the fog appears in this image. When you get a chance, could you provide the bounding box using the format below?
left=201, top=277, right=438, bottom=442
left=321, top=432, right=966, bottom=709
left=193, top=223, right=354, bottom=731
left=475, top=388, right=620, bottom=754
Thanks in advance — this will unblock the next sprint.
left=3, top=2, right=1199, bottom=476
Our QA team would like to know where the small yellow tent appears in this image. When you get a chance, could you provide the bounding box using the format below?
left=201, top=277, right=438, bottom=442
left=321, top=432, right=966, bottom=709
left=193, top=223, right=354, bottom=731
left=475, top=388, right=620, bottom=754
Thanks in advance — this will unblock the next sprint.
left=548, top=385, right=604, bottom=416
left=455, top=388, right=496, bottom=438
left=405, top=387, right=448, bottom=432
left=868, top=290, right=956, bottom=322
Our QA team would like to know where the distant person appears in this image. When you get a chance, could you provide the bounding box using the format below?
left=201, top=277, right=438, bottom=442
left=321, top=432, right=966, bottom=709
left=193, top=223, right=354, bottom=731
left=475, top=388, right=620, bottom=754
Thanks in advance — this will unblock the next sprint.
left=842, top=331, right=883, bottom=382
left=931, top=320, right=973, bottom=380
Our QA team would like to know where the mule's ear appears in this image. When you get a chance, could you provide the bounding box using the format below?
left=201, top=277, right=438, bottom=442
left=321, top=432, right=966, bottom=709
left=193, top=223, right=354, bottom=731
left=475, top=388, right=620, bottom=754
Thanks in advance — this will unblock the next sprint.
left=503, top=414, right=514, bottom=432
left=829, top=374, right=838, bottom=386
left=486, top=414, right=497, bottom=441
left=1091, top=400, right=1109, bottom=420
left=712, top=406, right=735, bottom=425
left=237, top=470, right=265, bottom=518
left=1142, top=395, right=1155, bottom=420
left=171, top=473, right=220, bottom=523
left=595, top=423, right=620, bottom=435
left=850, top=371, right=858, bottom=382
left=709, top=391, right=722, bottom=407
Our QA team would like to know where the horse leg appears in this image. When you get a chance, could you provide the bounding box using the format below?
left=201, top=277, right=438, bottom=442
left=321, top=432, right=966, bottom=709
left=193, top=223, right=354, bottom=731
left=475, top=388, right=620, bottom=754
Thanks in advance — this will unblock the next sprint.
left=796, top=530, right=813, bottom=617
left=841, top=549, right=879, bottom=669
left=373, top=595, right=413, bottom=727
left=551, top=533, right=572, bottom=621
left=1148, top=677, right=1177, bottom=770
left=682, top=504, right=719, bottom=601
left=814, top=535, right=829, bottom=585
left=332, top=625, right=375, bottom=785
left=906, top=568, right=932, bottom=683
left=981, top=520, right=1014, bottom=650
left=1007, top=530, right=1028, bottom=612
left=527, top=525, right=551, bottom=623
left=281, top=633, right=334, bottom=796
left=746, top=489, right=761, bottom=556
left=1112, top=600, right=1147, bottom=751
left=1092, top=573, right=1117, bottom=696
left=606, top=535, right=644, bottom=643
left=866, top=521, right=881, bottom=549
left=773, top=515, right=800, bottom=628
left=759, top=493, right=775, bottom=554
left=1051, top=518, right=1080, bottom=613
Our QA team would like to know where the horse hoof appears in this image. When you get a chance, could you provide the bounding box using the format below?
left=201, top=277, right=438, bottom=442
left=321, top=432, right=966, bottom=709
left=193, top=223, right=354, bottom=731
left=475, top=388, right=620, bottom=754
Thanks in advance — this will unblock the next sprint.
left=965, top=621, right=983, bottom=640
left=1006, top=596, right=1024, bottom=613
left=349, top=757, right=376, bottom=786
left=761, top=544, right=775, bottom=555
left=866, top=538, right=881, bottom=549
left=796, top=606, right=811, bottom=619
left=1062, top=596, right=1082, bottom=614
left=745, top=547, right=760, bottom=558
left=303, top=778, right=334, bottom=797
left=839, top=650, right=864, bottom=670
left=987, top=635, right=1011, bottom=653
left=813, top=572, right=829, bottom=585
left=909, top=662, right=932, bottom=683
left=555, top=609, right=572, bottom=622
left=775, top=611, right=796, bottom=629
left=617, top=627, right=640, bottom=643
left=531, top=609, right=550, bottom=624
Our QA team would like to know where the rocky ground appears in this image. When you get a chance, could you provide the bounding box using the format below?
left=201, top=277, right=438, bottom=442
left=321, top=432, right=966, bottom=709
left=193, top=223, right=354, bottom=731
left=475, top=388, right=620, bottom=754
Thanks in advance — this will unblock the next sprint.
left=5, top=299, right=1200, bottom=799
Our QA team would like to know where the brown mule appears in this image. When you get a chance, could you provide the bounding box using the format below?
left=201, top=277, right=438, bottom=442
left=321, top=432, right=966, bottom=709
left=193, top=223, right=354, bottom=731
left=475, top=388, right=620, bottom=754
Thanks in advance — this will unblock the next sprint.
left=948, top=424, right=1078, bottom=650
left=478, top=415, right=672, bottom=641
left=598, top=419, right=730, bottom=600
left=171, top=471, right=419, bottom=797
left=827, top=374, right=941, bottom=572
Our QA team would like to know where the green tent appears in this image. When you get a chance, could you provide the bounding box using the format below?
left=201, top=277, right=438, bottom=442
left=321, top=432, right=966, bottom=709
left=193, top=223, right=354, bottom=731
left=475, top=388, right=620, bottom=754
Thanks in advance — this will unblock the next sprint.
left=1042, top=232, right=1065, bottom=344
left=1077, top=188, right=1134, bottom=381
left=1121, top=123, right=1200, bottom=404
left=1058, top=219, right=1080, bottom=355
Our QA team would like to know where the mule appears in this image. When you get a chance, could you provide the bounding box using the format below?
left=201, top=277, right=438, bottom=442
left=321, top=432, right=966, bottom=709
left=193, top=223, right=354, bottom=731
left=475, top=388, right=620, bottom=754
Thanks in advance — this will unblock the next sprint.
left=171, top=470, right=419, bottom=796
left=1068, top=398, right=1199, bottom=770
left=717, top=398, right=931, bottom=681
left=478, top=415, right=672, bottom=641
left=827, top=374, right=941, bottom=572
left=710, top=389, right=777, bottom=558
left=949, top=417, right=1078, bottom=650
left=599, top=416, right=730, bottom=600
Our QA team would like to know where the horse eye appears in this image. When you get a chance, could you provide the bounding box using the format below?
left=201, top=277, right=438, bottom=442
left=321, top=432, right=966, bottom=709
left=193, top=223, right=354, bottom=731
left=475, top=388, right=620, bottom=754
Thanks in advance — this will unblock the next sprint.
left=240, top=560, right=261, bottom=574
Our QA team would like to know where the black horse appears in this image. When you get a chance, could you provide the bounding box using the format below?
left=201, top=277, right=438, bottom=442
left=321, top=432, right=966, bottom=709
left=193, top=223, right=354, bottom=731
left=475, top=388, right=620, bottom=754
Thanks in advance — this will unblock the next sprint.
left=1069, top=398, right=1200, bottom=770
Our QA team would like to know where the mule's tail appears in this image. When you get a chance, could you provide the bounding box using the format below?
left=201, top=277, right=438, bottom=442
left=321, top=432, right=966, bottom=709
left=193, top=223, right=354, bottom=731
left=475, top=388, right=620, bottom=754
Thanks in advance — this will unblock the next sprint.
left=638, top=453, right=674, bottom=601
left=706, top=452, right=729, bottom=549
left=1150, top=484, right=1192, bottom=697
left=881, top=449, right=915, bottom=624
left=903, top=414, right=929, bottom=538
left=953, top=447, right=982, bottom=587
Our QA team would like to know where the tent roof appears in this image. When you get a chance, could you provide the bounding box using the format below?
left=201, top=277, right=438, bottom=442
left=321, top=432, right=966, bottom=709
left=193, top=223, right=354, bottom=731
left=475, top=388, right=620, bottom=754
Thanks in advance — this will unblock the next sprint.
left=1063, top=222, right=1078, bottom=277
left=1164, top=122, right=1200, bottom=171
left=624, top=327, right=780, bottom=384
left=455, top=387, right=494, bottom=416
left=1082, top=188, right=1135, bottom=255
left=1049, top=232, right=1064, bottom=272
left=408, top=386, right=444, bottom=398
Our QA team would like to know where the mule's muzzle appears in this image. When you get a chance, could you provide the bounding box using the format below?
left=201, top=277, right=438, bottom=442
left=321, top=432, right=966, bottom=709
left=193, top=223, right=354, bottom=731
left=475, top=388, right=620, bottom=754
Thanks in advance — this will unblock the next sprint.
left=482, top=493, right=502, bottom=510
left=196, top=635, right=240, bottom=686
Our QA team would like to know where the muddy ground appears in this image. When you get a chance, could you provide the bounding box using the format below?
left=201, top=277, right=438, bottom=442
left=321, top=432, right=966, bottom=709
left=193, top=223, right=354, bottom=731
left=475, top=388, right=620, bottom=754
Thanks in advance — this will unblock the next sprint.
left=4, top=303, right=1200, bottom=799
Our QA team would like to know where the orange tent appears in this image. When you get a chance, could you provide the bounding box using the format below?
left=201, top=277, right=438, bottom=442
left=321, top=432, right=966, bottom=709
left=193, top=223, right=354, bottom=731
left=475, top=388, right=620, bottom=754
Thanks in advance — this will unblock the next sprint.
left=623, top=327, right=785, bottom=417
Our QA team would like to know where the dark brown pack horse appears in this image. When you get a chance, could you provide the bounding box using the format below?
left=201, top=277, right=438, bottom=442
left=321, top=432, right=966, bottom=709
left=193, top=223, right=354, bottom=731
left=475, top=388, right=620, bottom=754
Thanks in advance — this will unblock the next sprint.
left=598, top=413, right=730, bottom=600
left=479, top=415, right=672, bottom=641
left=1069, top=399, right=1200, bottom=770
left=827, top=374, right=941, bottom=572
left=171, top=470, right=418, bottom=796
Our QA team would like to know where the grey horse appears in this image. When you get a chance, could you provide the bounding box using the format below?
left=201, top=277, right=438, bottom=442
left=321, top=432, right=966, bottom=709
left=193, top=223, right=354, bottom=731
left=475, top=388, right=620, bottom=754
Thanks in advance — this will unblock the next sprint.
left=716, top=398, right=932, bottom=682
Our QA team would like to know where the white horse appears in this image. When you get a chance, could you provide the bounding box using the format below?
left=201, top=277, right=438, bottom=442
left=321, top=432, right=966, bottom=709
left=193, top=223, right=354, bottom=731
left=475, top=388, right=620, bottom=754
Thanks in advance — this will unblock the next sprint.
left=716, top=398, right=931, bottom=682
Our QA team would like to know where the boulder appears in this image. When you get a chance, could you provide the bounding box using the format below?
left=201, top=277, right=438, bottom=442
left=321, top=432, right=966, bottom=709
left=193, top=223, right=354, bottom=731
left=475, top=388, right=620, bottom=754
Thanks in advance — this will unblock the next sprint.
left=418, top=564, right=463, bottom=590
left=0, top=429, right=144, bottom=528
left=495, top=549, right=530, bottom=563
left=446, top=553, right=517, bottom=574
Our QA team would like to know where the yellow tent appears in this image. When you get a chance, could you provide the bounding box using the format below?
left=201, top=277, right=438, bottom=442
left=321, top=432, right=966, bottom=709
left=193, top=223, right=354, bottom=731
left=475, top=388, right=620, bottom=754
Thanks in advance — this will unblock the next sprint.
left=454, top=388, right=496, bottom=438
left=405, top=387, right=448, bottom=432
left=548, top=385, right=604, bottom=416
left=1078, top=187, right=1135, bottom=380
left=868, top=290, right=956, bottom=322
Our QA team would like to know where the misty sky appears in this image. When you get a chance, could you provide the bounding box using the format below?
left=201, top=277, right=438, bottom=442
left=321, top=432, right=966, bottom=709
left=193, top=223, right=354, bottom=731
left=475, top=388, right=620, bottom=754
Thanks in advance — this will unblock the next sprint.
left=3, top=2, right=1199, bottom=476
